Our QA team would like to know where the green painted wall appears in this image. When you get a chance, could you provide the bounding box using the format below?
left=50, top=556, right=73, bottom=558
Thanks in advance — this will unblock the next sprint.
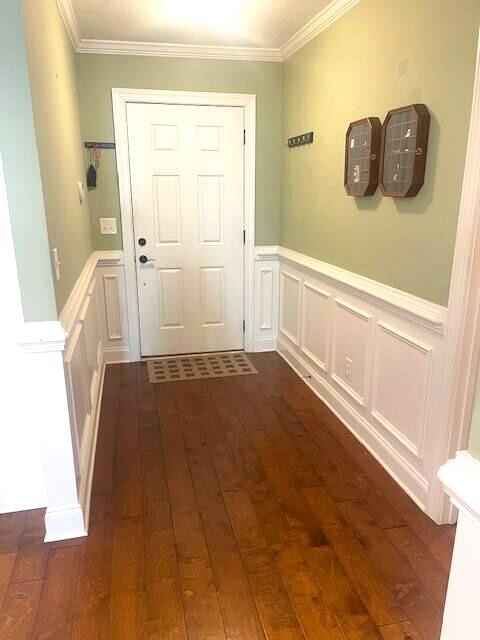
left=75, top=55, right=283, bottom=249
left=0, top=1, right=56, bottom=321
left=22, top=0, right=93, bottom=314
left=282, top=0, right=480, bottom=305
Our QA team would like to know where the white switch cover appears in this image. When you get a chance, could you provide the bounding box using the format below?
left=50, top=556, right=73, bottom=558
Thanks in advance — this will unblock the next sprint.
left=345, top=357, right=352, bottom=381
left=77, top=181, right=85, bottom=204
left=52, top=248, right=61, bottom=281
left=99, top=218, right=117, bottom=235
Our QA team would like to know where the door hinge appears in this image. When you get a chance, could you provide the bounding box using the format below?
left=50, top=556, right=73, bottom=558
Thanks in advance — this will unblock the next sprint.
left=243, top=229, right=246, bottom=244
left=243, top=129, right=246, bottom=145
left=243, top=320, right=246, bottom=333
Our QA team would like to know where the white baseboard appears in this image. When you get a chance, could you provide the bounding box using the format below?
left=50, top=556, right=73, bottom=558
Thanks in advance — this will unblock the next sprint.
left=277, top=337, right=429, bottom=510
left=252, top=337, right=278, bottom=353
left=104, top=346, right=133, bottom=363
left=44, top=504, right=86, bottom=543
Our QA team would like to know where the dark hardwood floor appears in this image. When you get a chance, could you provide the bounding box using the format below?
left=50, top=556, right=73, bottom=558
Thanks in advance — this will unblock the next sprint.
left=0, top=352, right=455, bottom=639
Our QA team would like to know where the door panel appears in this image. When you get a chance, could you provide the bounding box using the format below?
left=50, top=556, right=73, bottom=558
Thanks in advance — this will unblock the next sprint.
left=127, top=102, right=244, bottom=356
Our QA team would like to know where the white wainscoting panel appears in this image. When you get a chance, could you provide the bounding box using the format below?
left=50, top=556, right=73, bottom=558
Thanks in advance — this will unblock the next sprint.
left=301, top=282, right=330, bottom=372
left=57, top=250, right=130, bottom=539
left=253, top=248, right=279, bottom=351
left=331, top=298, right=372, bottom=407
left=372, top=322, right=432, bottom=459
left=96, top=252, right=131, bottom=363
left=275, top=246, right=448, bottom=519
left=280, top=270, right=301, bottom=346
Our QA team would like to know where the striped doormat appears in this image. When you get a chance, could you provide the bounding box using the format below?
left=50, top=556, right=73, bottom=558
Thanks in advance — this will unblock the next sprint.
left=147, top=351, right=257, bottom=383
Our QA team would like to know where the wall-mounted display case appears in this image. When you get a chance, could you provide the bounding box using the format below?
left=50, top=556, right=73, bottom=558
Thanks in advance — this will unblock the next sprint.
left=344, top=117, right=382, bottom=196
left=380, top=104, right=430, bottom=197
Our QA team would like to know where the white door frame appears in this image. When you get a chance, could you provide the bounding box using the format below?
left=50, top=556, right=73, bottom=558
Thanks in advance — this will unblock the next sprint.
left=431, top=29, right=480, bottom=523
left=112, top=88, right=256, bottom=361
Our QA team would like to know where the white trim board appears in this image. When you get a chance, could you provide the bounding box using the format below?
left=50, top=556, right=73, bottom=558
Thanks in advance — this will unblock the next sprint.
left=57, top=0, right=359, bottom=62
left=438, top=452, right=480, bottom=640
left=431, top=29, right=480, bottom=523
left=438, top=451, right=480, bottom=525
left=255, top=245, right=447, bottom=334
left=112, top=88, right=256, bottom=361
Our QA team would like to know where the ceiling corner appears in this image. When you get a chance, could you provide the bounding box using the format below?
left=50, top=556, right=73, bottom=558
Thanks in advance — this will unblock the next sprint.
left=280, top=0, right=360, bottom=61
left=56, top=0, right=81, bottom=50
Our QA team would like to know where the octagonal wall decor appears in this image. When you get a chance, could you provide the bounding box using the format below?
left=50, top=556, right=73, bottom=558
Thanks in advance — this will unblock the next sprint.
left=379, top=104, right=431, bottom=198
left=344, top=117, right=382, bottom=197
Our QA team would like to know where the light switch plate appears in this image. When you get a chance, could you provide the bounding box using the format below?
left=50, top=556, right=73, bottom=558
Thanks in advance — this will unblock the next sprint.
left=99, top=218, right=117, bottom=235
left=52, top=248, right=61, bottom=281
left=77, top=181, right=85, bottom=204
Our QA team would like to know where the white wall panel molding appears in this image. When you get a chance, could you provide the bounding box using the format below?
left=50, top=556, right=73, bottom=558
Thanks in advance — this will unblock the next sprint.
left=50, top=249, right=131, bottom=541
left=371, top=322, right=433, bottom=460
left=331, top=298, right=373, bottom=408
left=438, top=452, right=480, bottom=639
left=301, top=282, right=331, bottom=373
left=60, top=253, right=98, bottom=337
left=280, top=270, right=302, bottom=346
left=102, top=275, right=123, bottom=340
left=96, top=253, right=131, bottom=363
left=275, top=246, right=447, bottom=334
left=253, top=247, right=279, bottom=352
left=276, top=246, right=447, bottom=521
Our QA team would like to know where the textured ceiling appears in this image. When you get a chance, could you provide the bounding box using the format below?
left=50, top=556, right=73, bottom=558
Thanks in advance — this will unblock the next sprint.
left=71, top=0, right=332, bottom=48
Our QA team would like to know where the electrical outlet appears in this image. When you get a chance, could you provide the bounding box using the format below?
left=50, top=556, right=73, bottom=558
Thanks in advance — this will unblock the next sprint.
left=99, top=218, right=117, bottom=235
left=345, top=357, right=352, bottom=381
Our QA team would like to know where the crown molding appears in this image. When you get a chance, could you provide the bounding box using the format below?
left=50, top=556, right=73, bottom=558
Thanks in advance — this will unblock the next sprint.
left=57, top=0, right=360, bottom=62
left=75, top=39, right=283, bottom=62
left=279, top=0, right=361, bottom=59
left=56, top=0, right=81, bottom=49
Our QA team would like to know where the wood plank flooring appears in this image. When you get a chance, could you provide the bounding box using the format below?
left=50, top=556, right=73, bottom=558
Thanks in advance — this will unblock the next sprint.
left=0, top=352, right=454, bottom=639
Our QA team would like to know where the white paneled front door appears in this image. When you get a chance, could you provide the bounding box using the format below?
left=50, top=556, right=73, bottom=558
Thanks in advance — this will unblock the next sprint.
left=127, top=103, right=245, bottom=357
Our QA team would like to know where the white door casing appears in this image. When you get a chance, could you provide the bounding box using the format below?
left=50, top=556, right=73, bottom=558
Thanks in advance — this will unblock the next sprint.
left=127, top=103, right=244, bottom=356
left=112, top=89, right=256, bottom=361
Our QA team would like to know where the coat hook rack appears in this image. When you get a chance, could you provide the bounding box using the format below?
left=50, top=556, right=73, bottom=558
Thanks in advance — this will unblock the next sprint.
left=288, top=131, right=314, bottom=148
left=84, top=141, right=116, bottom=150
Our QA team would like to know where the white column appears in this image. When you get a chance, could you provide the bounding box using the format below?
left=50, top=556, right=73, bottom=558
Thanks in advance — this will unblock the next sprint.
left=19, top=322, right=86, bottom=542
left=438, top=452, right=480, bottom=639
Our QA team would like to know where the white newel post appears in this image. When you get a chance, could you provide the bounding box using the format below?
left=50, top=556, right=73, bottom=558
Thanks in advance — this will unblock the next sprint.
left=438, top=452, right=480, bottom=639
left=19, top=322, right=86, bottom=542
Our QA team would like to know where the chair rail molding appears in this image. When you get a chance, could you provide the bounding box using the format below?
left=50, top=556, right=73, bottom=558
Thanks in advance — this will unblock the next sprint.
left=438, top=452, right=480, bottom=639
